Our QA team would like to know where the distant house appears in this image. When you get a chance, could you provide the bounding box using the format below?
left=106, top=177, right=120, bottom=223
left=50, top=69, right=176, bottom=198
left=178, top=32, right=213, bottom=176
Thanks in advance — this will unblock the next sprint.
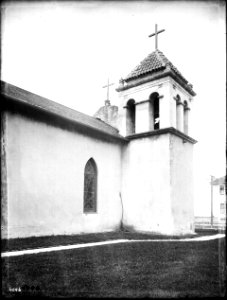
left=195, top=176, right=226, bottom=230
left=212, top=176, right=226, bottom=224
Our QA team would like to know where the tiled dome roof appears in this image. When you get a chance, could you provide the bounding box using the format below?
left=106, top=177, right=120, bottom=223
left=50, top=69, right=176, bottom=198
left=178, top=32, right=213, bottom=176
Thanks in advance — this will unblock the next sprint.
left=124, top=49, right=188, bottom=84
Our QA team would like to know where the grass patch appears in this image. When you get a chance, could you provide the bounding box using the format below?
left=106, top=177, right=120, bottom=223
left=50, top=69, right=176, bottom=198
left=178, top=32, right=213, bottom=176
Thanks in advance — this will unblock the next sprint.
left=2, top=237, right=225, bottom=297
left=1, top=230, right=216, bottom=252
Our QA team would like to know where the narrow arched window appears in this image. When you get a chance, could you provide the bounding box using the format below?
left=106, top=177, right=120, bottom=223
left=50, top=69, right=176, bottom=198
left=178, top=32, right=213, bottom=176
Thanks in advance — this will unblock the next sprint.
left=149, top=92, right=160, bottom=130
left=126, top=99, right=135, bottom=135
left=84, top=158, right=97, bottom=213
left=176, top=95, right=181, bottom=130
left=183, top=101, right=189, bottom=135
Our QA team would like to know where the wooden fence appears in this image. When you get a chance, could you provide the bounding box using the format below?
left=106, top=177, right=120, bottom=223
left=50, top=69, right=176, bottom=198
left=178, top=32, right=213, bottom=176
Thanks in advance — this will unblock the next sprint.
left=194, top=216, right=226, bottom=230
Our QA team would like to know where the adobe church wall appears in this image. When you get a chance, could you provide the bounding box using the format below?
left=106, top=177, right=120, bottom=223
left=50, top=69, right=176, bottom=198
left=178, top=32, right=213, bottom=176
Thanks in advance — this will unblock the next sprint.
left=3, top=110, right=123, bottom=239
left=169, top=134, right=194, bottom=234
left=121, top=133, right=175, bottom=234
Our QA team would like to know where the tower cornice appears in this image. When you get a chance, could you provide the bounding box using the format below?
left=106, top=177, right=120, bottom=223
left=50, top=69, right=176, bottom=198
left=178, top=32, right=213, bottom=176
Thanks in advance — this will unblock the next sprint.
left=126, top=127, right=197, bottom=144
left=116, top=69, right=196, bottom=96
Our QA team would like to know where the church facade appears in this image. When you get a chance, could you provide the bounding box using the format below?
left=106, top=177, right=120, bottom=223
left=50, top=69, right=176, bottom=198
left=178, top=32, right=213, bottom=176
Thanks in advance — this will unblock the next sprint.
left=1, top=48, right=197, bottom=239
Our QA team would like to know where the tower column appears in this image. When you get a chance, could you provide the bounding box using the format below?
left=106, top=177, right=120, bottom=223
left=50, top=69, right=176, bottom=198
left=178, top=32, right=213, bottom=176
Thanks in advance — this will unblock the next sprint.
left=135, top=101, right=151, bottom=133
left=159, top=85, right=171, bottom=129
left=176, top=101, right=184, bottom=132
left=120, top=107, right=128, bottom=136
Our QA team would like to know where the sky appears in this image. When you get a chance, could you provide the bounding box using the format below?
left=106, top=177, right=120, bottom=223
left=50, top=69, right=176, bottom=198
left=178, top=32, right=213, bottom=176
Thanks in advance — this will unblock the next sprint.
left=1, top=0, right=226, bottom=216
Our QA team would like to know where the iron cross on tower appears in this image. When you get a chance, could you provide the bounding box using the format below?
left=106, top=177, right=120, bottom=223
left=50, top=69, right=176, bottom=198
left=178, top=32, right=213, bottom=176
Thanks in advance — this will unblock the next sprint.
left=148, top=24, right=165, bottom=50
left=103, top=78, right=114, bottom=105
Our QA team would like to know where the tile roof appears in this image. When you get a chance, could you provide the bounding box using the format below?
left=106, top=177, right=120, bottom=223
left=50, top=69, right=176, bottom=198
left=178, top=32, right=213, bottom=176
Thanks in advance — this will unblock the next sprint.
left=124, top=49, right=188, bottom=84
left=1, top=81, right=125, bottom=141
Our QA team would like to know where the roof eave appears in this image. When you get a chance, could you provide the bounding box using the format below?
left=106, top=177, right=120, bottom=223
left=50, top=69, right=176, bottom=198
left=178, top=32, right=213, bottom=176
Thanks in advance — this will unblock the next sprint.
left=1, top=81, right=126, bottom=142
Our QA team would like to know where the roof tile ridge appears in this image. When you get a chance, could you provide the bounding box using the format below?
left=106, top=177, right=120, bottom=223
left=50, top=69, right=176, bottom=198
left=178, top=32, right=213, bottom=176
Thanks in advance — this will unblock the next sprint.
left=154, top=49, right=167, bottom=68
left=124, top=52, right=151, bottom=79
left=138, top=52, right=154, bottom=66
left=156, top=50, right=188, bottom=83
left=156, top=50, right=177, bottom=71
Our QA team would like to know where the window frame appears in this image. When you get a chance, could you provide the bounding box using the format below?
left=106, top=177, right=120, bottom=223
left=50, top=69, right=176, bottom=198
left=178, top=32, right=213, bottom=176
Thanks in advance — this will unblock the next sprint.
left=83, top=158, right=98, bottom=214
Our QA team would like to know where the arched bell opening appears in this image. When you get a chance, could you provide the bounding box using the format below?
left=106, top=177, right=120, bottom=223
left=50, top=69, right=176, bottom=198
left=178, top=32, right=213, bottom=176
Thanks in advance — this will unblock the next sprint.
left=126, top=99, right=136, bottom=135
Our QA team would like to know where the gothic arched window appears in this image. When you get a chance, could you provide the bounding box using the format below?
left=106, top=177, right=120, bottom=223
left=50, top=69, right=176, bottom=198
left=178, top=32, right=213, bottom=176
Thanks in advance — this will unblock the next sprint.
left=83, top=158, right=97, bottom=213
left=126, top=99, right=136, bottom=135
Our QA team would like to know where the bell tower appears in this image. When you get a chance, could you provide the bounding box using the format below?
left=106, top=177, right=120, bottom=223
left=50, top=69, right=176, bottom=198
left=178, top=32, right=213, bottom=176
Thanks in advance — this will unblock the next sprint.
left=116, top=48, right=196, bottom=136
left=117, top=25, right=197, bottom=235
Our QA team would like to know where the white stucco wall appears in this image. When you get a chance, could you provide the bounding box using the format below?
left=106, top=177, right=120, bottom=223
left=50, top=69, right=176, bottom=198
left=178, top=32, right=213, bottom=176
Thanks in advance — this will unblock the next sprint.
left=121, top=134, right=175, bottom=234
left=169, top=134, right=194, bottom=234
left=121, top=132, right=195, bottom=235
left=3, top=111, right=123, bottom=238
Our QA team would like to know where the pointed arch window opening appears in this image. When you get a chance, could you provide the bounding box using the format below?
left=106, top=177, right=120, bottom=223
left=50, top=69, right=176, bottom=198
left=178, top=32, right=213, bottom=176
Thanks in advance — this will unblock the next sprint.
left=83, top=158, right=97, bottom=213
